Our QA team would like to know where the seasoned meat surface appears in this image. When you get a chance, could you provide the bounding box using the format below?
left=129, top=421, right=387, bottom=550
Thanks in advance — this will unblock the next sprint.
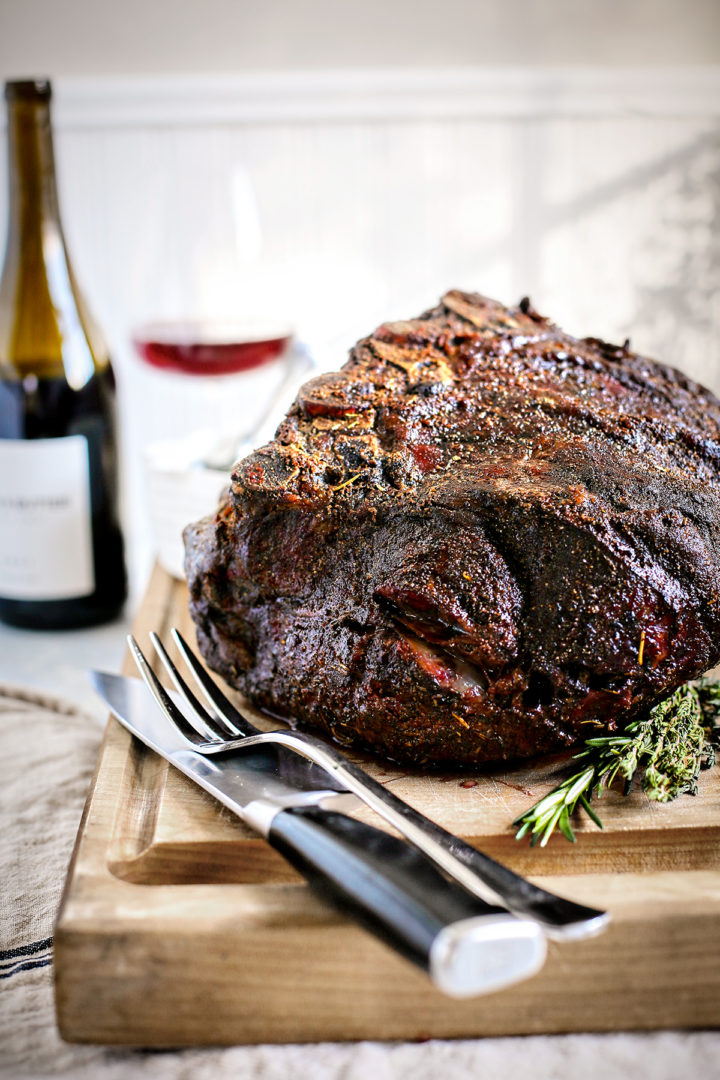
left=184, top=292, right=720, bottom=765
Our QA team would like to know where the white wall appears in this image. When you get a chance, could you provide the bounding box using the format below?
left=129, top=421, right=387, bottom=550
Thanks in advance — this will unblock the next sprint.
left=1, top=0, right=719, bottom=76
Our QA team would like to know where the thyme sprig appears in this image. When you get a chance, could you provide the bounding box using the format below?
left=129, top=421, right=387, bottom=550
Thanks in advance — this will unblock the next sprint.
left=514, top=680, right=718, bottom=846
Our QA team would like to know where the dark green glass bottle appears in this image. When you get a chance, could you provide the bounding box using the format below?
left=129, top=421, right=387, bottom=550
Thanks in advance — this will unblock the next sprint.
left=0, top=79, right=126, bottom=628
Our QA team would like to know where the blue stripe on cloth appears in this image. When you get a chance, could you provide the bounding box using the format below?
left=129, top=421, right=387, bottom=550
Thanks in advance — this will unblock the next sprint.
left=0, top=955, right=53, bottom=979
left=0, top=936, right=54, bottom=961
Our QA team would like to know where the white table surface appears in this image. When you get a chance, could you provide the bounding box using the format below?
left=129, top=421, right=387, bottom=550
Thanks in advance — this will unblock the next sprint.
left=0, top=602, right=134, bottom=727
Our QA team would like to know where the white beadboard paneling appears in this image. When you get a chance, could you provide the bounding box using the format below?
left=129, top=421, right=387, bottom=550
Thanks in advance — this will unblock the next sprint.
left=0, top=69, right=719, bottom=586
left=539, top=117, right=720, bottom=389
left=45, top=68, right=720, bottom=127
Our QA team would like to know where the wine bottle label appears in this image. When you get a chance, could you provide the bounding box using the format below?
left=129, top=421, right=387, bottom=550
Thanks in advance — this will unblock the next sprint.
left=0, top=435, right=95, bottom=600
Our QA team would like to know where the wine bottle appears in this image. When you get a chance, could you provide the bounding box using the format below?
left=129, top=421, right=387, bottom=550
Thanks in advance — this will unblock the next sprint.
left=0, top=79, right=126, bottom=629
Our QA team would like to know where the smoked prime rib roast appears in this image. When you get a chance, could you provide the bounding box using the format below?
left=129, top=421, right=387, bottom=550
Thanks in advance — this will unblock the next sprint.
left=184, top=292, right=720, bottom=766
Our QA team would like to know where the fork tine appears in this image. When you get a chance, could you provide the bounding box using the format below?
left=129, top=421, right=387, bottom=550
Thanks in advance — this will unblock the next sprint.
left=149, top=631, right=237, bottom=741
left=127, top=635, right=205, bottom=746
left=171, top=628, right=258, bottom=737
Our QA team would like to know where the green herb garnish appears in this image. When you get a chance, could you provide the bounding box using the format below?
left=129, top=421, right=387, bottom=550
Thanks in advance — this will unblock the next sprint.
left=514, top=679, right=719, bottom=846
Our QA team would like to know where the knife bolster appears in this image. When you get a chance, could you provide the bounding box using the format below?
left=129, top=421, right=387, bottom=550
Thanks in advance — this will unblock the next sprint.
left=243, top=798, right=283, bottom=837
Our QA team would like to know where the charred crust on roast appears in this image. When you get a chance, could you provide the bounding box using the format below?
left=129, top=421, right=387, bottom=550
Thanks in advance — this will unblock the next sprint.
left=184, top=290, right=720, bottom=766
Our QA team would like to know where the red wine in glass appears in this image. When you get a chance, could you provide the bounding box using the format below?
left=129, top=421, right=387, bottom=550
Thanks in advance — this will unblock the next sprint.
left=133, top=322, right=293, bottom=377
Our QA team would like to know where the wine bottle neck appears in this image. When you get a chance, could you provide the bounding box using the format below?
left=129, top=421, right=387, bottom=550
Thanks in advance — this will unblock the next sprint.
left=0, top=83, right=107, bottom=385
left=5, top=97, right=63, bottom=251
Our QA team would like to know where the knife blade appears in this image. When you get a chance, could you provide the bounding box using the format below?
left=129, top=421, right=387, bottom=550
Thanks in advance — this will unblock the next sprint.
left=91, top=669, right=547, bottom=998
left=93, top=669, right=354, bottom=800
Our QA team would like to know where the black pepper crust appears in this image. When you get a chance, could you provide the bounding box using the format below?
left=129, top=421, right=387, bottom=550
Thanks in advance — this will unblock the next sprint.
left=184, top=291, right=720, bottom=766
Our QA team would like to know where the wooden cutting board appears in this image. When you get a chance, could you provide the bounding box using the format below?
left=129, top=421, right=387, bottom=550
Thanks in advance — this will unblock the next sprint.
left=54, top=564, right=720, bottom=1045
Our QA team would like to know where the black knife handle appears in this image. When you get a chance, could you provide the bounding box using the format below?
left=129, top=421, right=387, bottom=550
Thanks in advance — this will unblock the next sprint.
left=268, top=806, right=545, bottom=997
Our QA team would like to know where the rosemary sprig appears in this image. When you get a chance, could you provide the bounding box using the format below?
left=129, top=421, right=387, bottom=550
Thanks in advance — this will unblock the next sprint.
left=514, top=680, right=718, bottom=846
left=696, top=676, right=720, bottom=753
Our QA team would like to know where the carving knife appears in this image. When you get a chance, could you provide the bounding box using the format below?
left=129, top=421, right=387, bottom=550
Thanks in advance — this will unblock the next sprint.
left=91, top=669, right=546, bottom=998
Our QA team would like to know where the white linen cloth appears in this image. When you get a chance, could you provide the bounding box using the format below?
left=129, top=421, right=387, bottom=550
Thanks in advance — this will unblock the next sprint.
left=1, top=680, right=719, bottom=1080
